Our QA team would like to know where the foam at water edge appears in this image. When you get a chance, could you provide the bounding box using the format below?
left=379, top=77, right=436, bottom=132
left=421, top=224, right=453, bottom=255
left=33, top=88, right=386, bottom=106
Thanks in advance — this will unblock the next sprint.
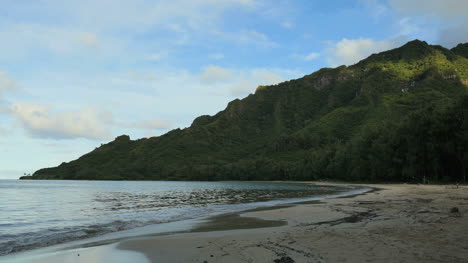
left=0, top=242, right=149, bottom=263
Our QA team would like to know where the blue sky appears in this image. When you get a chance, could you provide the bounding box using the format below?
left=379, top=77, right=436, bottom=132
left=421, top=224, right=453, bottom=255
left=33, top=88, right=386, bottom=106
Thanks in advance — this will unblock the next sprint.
left=0, top=0, right=467, bottom=179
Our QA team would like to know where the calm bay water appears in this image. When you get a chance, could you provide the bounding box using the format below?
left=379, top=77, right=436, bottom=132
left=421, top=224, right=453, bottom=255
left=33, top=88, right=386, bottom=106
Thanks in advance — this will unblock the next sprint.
left=0, top=180, right=364, bottom=255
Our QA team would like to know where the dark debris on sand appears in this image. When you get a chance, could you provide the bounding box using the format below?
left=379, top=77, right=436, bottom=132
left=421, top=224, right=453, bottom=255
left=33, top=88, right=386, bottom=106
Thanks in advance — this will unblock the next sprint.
left=274, top=256, right=295, bottom=263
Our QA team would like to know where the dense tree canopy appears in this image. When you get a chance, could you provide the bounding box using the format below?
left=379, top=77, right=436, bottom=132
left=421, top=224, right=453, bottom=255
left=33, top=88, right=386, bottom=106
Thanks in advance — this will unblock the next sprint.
left=23, top=40, right=468, bottom=183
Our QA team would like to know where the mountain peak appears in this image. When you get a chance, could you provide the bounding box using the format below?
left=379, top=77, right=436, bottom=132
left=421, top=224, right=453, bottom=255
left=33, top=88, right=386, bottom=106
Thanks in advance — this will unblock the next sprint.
left=355, top=40, right=437, bottom=66
left=451, top=43, right=468, bottom=58
left=392, top=39, right=434, bottom=58
left=402, top=39, right=428, bottom=47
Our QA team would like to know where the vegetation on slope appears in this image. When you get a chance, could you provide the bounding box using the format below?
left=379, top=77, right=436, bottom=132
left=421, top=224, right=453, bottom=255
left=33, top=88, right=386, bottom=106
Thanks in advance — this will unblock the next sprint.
left=22, top=40, right=468, bottom=183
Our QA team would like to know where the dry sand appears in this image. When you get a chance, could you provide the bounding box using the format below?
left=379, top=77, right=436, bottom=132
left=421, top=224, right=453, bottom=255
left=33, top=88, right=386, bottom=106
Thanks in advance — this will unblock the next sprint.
left=4, top=183, right=467, bottom=263
left=117, top=183, right=468, bottom=263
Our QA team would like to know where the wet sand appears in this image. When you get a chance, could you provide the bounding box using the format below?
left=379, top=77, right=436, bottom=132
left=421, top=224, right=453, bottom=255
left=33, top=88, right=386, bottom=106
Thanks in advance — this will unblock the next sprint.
left=118, top=183, right=468, bottom=263
left=4, top=183, right=468, bottom=263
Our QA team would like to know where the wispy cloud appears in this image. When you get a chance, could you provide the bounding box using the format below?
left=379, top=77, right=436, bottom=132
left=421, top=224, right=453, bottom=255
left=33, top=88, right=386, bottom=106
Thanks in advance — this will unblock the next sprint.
left=10, top=103, right=113, bottom=140
left=290, top=52, right=321, bottom=62
left=196, top=66, right=297, bottom=96
left=214, top=29, right=278, bottom=48
left=0, top=24, right=117, bottom=61
left=0, top=0, right=266, bottom=62
left=397, top=17, right=421, bottom=35
left=144, top=52, right=169, bottom=62
left=199, top=66, right=234, bottom=84
left=5, top=0, right=466, bottom=177
left=132, top=119, right=172, bottom=130
left=75, top=32, right=99, bottom=47
left=388, top=0, right=468, bottom=47
left=304, top=52, right=320, bottom=61
left=325, top=38, right=405, bottom=66
left=360, top=0, right=390, bottom=20
left=280, top=21, right=294, bottom=29
left=0, top=71, right=18, bottom=100
left=209, top=53, right=225, bottom=60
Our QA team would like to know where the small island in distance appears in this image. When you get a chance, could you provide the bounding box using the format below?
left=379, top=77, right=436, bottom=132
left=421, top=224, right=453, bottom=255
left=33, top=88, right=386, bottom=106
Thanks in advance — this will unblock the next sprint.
left=21, top=40, right=468, bottom=183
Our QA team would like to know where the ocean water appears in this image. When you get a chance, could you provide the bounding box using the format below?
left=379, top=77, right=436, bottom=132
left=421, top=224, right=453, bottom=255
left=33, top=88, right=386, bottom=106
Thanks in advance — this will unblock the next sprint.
left=0, top=180, right=365, bottom=256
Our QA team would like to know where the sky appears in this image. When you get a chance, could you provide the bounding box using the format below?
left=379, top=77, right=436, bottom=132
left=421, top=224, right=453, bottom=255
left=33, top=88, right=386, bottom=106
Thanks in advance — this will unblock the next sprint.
left=0, top=0, right=467, bottom=179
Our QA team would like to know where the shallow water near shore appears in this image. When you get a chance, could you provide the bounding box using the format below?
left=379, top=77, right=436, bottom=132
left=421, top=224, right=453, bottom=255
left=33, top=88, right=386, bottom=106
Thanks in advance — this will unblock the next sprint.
left=0, top=180, right=368, bottom=257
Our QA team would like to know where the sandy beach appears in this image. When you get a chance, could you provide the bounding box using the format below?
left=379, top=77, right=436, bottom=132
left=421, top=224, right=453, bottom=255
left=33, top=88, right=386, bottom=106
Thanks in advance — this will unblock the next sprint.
left=5, top=183, right=468, bottom=263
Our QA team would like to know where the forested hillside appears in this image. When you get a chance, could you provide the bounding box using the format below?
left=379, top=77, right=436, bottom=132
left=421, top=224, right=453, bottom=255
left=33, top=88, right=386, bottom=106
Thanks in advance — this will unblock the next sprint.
left=23, top=40, right=468, bottom=183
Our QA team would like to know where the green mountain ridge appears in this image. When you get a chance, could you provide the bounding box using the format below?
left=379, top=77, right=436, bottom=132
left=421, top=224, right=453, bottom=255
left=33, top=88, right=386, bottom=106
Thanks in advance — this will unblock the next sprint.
left=23, top=40, right=468, bottom=182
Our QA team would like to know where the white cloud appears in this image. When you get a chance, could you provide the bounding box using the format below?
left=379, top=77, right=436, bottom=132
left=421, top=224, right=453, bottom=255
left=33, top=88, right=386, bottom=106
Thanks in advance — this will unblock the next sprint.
left=304, top=52, right=320, bottom=61
left=199, top=66, right=234, bottom=84
left=0, top=71, right=18, bottom=99
left=227, top=69, right=285, bottom=96
left=114, top=119, right=171, bottom=135
left=397, top=17, right=421, bottom=36
left=75, top=32, right=99, bottom=47
left=0, top=71, right=18, bottom=117
left=361, top=0, right=390, bottom=20
left=287, top=51, right=319, bottom=62
left=145, top=52, right=168, bottom=62
left=20, top=0, right=258, bottom=32
left=0, top=24, right=109, bottom=59
left=325, top=38, right=405, bottom=66
left=252, top=70, right=284, bottom=85
left=238, top=30, right=276, bottom=47
left=215, top=29, right=277, bottom=47
left=196, top=66, right=293, bottom=96
left=280, top=21, right=294, bottom=29
left=389, top=0, right=468, bottom=47
left=10, top=103, right=113, bottom=140
left=0, top=0, right=264, bottom=61
left=133, top=120, right=172, bottom=130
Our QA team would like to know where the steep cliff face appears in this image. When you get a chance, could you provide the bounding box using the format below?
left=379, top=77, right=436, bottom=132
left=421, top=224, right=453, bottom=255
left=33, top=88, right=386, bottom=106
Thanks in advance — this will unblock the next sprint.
left=27, top=40, right=468, bottom=182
